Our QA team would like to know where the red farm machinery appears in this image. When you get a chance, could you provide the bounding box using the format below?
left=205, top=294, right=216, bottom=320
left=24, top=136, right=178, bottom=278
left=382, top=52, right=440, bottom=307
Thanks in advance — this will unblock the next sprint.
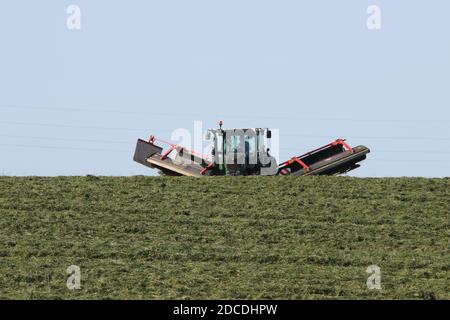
left=133, top=122, right=370, bottom=177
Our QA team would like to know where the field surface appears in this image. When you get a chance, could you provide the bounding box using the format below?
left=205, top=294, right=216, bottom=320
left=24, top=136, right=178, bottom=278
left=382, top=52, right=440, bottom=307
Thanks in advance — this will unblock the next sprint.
left=0, top=176, right=448, bottom=299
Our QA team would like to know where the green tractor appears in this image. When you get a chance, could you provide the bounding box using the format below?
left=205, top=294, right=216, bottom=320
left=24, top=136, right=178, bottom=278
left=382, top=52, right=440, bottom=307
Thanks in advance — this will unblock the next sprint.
left=203, top=121, right=278, bottom=176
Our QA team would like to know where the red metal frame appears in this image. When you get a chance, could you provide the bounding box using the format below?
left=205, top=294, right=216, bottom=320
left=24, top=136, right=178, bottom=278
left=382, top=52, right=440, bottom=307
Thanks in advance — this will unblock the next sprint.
left=278, top=139, right=354, bottom=170
left=147, top=135, right=212, bottom=161
left=200, top=162, right=215, bottom=175
left=331, top=139, right=353, bottom=153
left=285, top=157, right=310, bottom=171
left=160, top=145, right=176, bottom=160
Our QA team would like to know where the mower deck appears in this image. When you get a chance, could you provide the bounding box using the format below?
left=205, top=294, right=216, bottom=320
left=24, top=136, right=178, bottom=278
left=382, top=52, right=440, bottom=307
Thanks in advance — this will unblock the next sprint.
left=134, top=137, right=370, bottom=177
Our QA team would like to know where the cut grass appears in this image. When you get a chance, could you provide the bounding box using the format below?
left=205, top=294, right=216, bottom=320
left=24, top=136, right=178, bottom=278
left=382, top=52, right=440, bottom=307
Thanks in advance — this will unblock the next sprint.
left=0, top=176, right=448, bottom=299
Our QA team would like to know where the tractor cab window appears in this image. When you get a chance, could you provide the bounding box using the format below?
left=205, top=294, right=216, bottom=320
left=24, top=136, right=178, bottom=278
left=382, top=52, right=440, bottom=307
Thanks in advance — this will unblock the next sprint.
left=244, top=135, right=256, bottom=154
left=228, top=135, right=241, bottom=153
left=227, top=134, right=255, bottom=154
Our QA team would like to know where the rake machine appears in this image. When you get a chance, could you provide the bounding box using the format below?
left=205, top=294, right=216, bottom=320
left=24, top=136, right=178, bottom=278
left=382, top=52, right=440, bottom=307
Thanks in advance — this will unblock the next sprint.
left=133, top=122, right=370, bottom=177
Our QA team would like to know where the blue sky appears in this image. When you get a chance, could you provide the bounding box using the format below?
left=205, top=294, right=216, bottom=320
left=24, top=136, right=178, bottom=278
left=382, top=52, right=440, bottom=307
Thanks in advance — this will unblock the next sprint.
left=0, top=1, right=449, bottom=177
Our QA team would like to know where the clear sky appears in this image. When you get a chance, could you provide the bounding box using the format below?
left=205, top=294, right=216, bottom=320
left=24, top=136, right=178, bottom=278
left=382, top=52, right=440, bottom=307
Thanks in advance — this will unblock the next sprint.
left=0, top=1, right=449, bottom=177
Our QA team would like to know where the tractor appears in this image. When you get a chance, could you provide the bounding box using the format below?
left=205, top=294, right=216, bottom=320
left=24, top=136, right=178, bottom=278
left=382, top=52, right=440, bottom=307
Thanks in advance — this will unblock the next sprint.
left=133, top=122, right=370, bottom=177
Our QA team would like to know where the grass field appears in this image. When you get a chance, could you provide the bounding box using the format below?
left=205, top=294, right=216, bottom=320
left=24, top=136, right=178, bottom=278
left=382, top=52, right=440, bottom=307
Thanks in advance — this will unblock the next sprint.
left=0, top=176, right=448, bottom=299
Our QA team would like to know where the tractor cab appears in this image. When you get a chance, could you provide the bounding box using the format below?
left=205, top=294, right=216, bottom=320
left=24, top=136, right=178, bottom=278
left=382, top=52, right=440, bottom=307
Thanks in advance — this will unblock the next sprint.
left=205, top=122, right=278, bottom=176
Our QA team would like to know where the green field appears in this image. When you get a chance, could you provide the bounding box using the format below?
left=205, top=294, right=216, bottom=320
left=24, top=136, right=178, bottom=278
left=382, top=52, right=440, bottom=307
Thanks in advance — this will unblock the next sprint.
left=0, top=176, right=448, bottom=299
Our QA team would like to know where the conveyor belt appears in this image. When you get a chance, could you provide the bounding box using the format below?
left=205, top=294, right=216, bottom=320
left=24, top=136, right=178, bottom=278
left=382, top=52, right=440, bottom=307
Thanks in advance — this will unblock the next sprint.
left=289, top=146, right=370, bottom=176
